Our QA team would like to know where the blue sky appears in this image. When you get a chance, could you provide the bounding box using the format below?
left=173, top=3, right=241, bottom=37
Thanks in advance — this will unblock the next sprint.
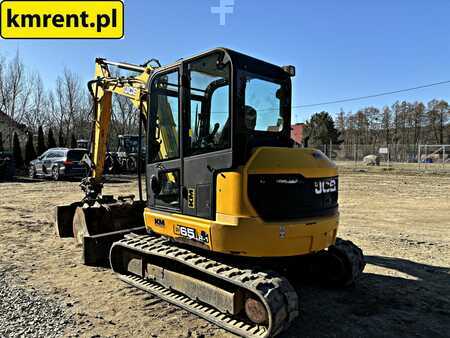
left=1, top=0, right=450, bottom=123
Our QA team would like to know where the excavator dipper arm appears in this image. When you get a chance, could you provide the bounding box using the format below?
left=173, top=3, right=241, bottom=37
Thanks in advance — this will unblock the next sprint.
left=86, top=58, right=152, bottom=192
left=54, top=58, right=156, bottom=266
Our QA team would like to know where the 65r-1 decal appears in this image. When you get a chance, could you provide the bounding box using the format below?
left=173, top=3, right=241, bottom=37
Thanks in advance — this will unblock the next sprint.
left=175, top=225, right=209, bottom=244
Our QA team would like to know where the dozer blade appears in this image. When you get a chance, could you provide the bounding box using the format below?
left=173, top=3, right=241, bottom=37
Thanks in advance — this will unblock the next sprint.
left=55, top=200, right=146, bottom=267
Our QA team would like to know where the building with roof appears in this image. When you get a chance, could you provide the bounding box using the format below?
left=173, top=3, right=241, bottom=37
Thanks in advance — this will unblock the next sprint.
left=291, top=123, right=305, bottom=145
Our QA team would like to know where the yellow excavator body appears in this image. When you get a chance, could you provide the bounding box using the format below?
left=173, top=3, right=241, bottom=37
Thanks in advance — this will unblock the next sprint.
left=145, top=147, right=339, bottom=257
left=55, top=48, right=364, bottom=338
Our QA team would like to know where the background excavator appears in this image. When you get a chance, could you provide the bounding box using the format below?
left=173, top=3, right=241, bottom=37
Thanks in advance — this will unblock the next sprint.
left=55, top=48, right=365, bottom=338
left=115, top=134, right=145, bottom=172
left=76, top=135, right=145, bottom=174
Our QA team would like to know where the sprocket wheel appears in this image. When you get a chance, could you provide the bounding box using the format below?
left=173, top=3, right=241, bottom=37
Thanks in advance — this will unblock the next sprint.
left=322, top=238, right=365, bottom=287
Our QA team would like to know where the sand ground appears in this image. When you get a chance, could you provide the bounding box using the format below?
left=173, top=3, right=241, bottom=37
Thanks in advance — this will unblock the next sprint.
left=0, top=168, right=449, bottom=337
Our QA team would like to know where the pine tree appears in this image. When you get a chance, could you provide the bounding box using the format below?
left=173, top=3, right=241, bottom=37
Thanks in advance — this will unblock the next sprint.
left=0, top=132, right=4, bottom=152
left=71, top=134, right=77, bottom=148
left=47, top=128, right=57, bottom=149
left=303, top=111, right=343, bottom=146
left=13, top=132, right=23, bottom=169
left=37, top=126, right=46, bottom=155
left=25, top=132, right=37, bottom=166
left=58, top=130, right=65, bottom=147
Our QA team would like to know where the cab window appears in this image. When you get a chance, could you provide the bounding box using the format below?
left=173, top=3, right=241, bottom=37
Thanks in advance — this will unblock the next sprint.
left=154, top=170, right=180, bottom=210
left=150, top=70, right=180, bottom=162
left=187, top=54, right=230, bottom=156
left=245, top=77, right=284, bottom=132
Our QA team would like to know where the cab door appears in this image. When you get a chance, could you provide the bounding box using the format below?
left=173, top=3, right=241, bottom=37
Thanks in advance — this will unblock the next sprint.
left=182, top=53, right=233, bottom=220
left=146, top=68, right=183, bottom=213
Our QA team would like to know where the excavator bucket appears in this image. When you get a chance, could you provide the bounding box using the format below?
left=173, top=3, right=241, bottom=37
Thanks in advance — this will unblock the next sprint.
left=54, top=202, right=83, bottom=238
left=54, top=199, right=146, bottom=267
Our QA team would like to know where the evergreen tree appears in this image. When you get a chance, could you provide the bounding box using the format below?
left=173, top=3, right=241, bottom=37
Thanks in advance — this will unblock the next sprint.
left=13, top=132, right=23, bottom=169
left=47, top=128, right=57, bottom=149
left=0, top=132, right=4, bottom=152
left=25, top=132, right=37, bottom=165
left=37, top=126, right=46, bottom=155
left=71, top=134, right=77, bottom=148
left=303, top=111, right=343, bottom=146
left=58, top=130, right=65, bottom=147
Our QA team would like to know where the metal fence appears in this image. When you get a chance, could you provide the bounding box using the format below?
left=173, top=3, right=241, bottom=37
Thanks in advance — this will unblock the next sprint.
left=311, top=143, right=450, bottom=171
left=313, top=144, right=420, bottom=162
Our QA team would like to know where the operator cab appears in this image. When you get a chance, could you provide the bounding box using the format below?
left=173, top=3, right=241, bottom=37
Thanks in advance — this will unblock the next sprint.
left=146, top=48, right=294, bottom=219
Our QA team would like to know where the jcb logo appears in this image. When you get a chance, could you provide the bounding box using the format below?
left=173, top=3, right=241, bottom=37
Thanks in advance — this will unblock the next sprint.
left=123, top=86, right=138, bottom=97
left=314, top=178, right=337, bottom=195
left=188, top=188, right=195, bottom=209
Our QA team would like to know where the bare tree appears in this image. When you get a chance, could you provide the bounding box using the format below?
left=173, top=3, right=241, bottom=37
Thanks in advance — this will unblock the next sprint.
left=411, top=102, right=425, bottom=151
left=112, top=95, right=138, bottom=136
left=427, top=99, right=449, bottom=145
left=101, top=68, right=139, bottom=148
left=0, top=54, right=7, bottom=114
left=381, top=106, right=392, bottom=146
left=0, top=51, right=28, bottom=147
left=52, top=68, right=88, bottom=142
left=23, top=71, right=47, bottom=131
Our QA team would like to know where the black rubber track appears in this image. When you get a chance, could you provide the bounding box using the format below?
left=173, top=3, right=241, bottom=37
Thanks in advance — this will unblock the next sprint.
left=110, top=234, right=299, bottom=338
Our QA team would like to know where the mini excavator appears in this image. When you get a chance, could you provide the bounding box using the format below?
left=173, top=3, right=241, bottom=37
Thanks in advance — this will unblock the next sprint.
left=55, top=48, right=365, bottom=338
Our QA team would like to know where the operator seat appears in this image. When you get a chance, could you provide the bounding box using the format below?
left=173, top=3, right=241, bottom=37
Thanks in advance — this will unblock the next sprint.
left=218, top=105, right=257, bottom=146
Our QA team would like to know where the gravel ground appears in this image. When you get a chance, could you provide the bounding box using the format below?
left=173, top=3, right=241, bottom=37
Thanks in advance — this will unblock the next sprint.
left=0, top=266, right=73, bottom=338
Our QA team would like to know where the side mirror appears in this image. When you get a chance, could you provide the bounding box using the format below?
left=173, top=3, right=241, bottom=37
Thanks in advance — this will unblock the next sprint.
left=282, top=65, right=296, bottom=77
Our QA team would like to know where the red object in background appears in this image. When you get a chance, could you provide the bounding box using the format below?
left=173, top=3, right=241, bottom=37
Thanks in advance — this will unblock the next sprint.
left=291, top=123, right=305, bottom=145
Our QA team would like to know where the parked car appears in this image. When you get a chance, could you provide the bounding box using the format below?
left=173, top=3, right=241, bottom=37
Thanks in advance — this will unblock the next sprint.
left=29, top=148, right=88, bottom=180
